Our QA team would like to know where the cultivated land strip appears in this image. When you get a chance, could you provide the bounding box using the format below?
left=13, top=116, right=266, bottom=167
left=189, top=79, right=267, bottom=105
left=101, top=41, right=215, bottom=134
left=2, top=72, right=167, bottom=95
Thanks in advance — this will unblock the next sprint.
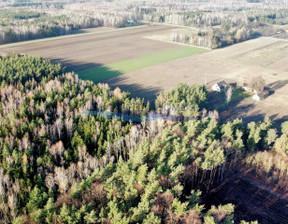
left=78, top=46, right=207, bottom=82
left=0, top=25, right=180, bottom=72
left=0, top=26, right=147, bottom=49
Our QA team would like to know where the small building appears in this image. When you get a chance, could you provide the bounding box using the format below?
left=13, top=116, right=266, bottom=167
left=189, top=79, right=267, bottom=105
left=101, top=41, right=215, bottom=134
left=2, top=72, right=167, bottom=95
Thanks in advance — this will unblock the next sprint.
left=242, top=85, right=252, bottom=92
left=252, top=91, right=268, bottom=101
left=252, top=93, right=261, bottom=101
left=211, top=80, right=228, bottom=92
left=127, top=20, right=137, bottom=26
left=241, top=83, right=257, bottom=93
left=242, top=83, right=252, bottom=92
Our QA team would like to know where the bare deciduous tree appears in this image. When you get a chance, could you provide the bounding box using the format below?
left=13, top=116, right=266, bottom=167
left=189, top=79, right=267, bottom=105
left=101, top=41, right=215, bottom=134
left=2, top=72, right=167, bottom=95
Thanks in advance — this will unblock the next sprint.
left=49, top=141, right=65, bottom=165
left=55, top=118, right=64, bottom=139
left=65, top=116, right=74, bottom=140
left=45, top=173, right=56, bottom=190
left=251, top=76, right=265, bottom=93
left=226, top=86, right=233, bottom=105
left=54, top=167, right=69, bottom=193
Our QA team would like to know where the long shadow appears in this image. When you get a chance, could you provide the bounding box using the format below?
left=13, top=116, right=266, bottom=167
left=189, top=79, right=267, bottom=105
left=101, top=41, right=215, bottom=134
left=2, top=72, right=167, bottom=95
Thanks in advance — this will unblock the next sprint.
left=105, top=74, right=161, bottom=104
left=273, top=115, right=288, bottom=130
left=266, top=79, right=288, bottom=96
left=221, top=103, right=258, bottom=121
left=0, top=29, right=90, bottom=46
left=208, top=86, right=288, bottom=126
left=50, top=57, right=161, bottom=103
left=50, top=57, right=103, bottom=72
left=222, top=103, right=287, bottom=129
left=49, top=58, right=288, bottom=124
left=207, top=89, right=256, bottom=120
left=223, top=106, right=287, bottom=130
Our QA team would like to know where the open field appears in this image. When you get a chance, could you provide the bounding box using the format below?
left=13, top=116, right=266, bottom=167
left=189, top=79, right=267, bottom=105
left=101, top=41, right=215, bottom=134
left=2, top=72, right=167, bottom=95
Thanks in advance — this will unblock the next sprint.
left=0, top=27, right=115, bottom=48
left=105, top=36, right=288, bottom=122
left=0, top=25, right=182, bottom=71
left=78, top=46, right=207, bottom=82
left=0, top=24, right=287, bottom=122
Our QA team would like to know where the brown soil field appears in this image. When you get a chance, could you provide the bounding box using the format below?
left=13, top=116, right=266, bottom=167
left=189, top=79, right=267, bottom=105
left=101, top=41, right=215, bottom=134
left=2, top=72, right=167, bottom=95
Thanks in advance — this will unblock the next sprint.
left=106, top=37, right=288, bottom=123
left=204, top=175, right=288, bottom=224
left=0, top=25, right=179, bottom=71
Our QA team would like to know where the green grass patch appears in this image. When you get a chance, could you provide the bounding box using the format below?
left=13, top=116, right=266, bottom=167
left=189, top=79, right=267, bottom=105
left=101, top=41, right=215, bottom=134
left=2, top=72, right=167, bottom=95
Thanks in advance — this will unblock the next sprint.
left=78, top=46, right=208, bottom=83
left=231, top=88, right=252, bottom=102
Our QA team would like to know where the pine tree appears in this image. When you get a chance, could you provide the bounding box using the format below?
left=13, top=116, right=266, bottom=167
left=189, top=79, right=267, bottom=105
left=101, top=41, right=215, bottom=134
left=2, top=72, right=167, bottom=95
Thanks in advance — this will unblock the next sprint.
left=171, top=198, right=188, bottom=215
left=44, top=198, right=56, bottom=224
left=266, top=129, right=277, bottom=146
left=143, top=212, right=161, bottom=224
left=26, top=187, right=48, bottom=213
left=84, top=210, right=98, bottom=224
left=59, top=203, right=70, bottom=224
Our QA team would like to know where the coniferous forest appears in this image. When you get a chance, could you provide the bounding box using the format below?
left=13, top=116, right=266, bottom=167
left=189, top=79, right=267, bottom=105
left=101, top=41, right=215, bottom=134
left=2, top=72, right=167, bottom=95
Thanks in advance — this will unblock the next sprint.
left=0, top=54, right=287, bottom=223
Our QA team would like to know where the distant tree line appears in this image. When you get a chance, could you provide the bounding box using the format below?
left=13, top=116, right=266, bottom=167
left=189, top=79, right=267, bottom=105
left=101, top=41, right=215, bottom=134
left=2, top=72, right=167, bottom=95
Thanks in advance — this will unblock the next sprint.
left=0, top=8, right=139, bottom=45
left=169, top=25, right=255, bottom=49
left=1, top=0, right=288, bottom=45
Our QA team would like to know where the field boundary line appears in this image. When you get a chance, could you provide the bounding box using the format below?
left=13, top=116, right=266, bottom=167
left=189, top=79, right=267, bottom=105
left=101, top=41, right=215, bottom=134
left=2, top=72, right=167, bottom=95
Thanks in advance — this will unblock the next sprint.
left=143, top=36, right=211, bottom=50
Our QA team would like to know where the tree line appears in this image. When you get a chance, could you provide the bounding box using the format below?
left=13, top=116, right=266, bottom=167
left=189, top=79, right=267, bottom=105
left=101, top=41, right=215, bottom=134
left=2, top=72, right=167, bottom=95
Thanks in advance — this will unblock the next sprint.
left=1, top=0, right=288, bottom=46
left=0, top=7, right=140, bottom=45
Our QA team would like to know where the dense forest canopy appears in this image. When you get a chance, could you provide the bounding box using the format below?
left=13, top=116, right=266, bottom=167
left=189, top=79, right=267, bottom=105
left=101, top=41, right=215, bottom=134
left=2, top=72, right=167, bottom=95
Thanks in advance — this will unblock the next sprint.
left=0, top=54, right=286, bottom=223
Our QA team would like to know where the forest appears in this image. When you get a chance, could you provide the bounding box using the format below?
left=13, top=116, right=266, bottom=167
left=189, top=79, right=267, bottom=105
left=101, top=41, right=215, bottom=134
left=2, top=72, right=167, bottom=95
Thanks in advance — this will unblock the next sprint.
left=0, top=7, right=139, bottom=45
left=0, top=54, right=287, bottom=223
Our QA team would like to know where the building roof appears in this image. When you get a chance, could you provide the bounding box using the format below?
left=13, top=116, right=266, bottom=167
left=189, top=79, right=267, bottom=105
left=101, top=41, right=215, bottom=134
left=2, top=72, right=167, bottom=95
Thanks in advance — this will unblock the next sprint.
left=254, top=90, right=269, bottom=99
left=242, top=83, right=253, bottom=88
left=216, top=80, right=228, bottom=88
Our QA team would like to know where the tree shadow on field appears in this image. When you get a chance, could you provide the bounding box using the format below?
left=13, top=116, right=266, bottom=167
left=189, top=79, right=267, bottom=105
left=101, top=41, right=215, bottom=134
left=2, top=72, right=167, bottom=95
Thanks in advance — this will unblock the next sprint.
left=208, top=85, right=288, bottom=127
left=220, top=103, right=257, bottom=121
left=273, top=115, right=288, bottom=130
left=266, top=79, right=288, bottom=96
left=221, top=103, right=288, bottom=130
left=50, top=57, right=103, bottom=72
left=208, top=88, right=252, bottom=115
left=105, top=75, right=161, bottom=105
left=50, top=57, right=161, bottom=104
